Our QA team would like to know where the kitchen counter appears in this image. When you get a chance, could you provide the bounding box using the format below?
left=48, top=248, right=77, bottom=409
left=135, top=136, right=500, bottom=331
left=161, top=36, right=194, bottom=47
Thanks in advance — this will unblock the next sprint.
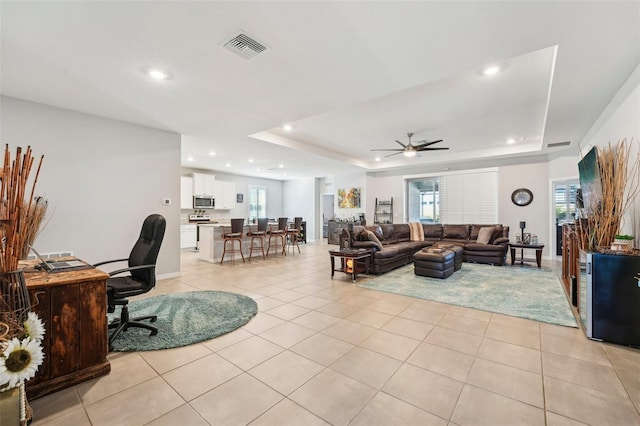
left=198, top=223, right=277, bottom=262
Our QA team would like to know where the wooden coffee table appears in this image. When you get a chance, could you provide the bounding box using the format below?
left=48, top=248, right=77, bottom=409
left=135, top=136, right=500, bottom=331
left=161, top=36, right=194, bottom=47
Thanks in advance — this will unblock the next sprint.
left=329, top=249, right=371, bottom=282
left=509, top=242, right=544, bottom=268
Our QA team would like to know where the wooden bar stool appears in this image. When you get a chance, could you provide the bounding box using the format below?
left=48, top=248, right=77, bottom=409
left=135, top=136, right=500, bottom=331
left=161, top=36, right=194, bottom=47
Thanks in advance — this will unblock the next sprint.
left=247, top=218, right=268, bottom=260
left=286, top=217, right=303, bottom=255
left=220, top=218, right=245, bottom=264
left=267, top=217, right=288, bottom=256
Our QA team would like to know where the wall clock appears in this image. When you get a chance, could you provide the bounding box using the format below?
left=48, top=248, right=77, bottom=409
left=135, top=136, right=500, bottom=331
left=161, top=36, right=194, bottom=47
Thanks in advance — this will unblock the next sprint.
left=511, top=188, right=533, bottom=206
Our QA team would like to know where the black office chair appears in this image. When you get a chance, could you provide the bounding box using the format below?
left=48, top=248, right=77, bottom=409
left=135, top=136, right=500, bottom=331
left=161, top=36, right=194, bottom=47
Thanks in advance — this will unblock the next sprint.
left=94, top=214, right=166, bottom=350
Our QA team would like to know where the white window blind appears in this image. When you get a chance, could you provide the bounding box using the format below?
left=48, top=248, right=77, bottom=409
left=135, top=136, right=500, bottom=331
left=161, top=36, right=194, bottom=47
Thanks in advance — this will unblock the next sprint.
left=439, top=171, right=498, bottom=223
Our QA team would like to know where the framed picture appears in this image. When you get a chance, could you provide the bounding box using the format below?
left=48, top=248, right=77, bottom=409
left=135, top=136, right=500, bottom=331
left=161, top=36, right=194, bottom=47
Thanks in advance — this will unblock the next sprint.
left=337, top=187, right=361, bottom=208
left=236, top=193, right=243, bottom=203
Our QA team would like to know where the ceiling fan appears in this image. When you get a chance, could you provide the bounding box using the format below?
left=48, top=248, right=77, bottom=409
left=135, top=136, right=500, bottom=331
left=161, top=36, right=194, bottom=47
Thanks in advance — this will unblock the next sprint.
left=372, top=132, right=449, bottom=158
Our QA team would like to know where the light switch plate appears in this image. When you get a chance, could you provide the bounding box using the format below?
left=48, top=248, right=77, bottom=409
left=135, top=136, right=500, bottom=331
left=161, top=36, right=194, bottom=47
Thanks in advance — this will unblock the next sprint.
left=162, top=198, right=171, bottom=206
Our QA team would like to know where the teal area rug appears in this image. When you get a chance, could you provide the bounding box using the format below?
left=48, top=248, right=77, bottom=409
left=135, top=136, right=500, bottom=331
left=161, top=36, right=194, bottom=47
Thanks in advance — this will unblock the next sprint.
left=359, top=263, right=577, bottom=327
left=109, top=291, right=258, bottom=352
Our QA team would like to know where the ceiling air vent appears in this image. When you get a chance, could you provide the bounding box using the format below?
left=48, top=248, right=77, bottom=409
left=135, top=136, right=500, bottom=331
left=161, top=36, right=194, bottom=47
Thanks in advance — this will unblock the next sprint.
left=224, top=33, right=267, bottom=59
left=548, top=141, right=571, bottom=148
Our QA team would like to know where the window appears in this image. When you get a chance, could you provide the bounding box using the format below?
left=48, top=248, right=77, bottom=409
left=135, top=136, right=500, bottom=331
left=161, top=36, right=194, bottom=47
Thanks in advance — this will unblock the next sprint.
left=554, top=180, right=580, bottom=223
left=248, top=185, right=266, bottom=221
left=406, top=169, right=498, bottom=224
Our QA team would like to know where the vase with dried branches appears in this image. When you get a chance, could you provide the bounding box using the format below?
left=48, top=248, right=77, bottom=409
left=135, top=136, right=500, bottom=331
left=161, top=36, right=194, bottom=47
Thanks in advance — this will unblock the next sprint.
left=577, top=139, right=640, bottom=252
left=0, top=145, right=46, bottom=425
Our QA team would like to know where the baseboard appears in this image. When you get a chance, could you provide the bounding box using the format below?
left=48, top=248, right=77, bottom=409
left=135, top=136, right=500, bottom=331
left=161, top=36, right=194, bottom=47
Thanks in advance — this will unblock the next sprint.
left=158, top=271, right=181, bottom=280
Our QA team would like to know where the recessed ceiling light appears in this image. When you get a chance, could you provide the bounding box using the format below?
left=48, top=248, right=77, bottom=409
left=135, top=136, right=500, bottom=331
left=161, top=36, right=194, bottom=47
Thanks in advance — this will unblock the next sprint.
left=147, top=68, right=169, bottom=80
left=225, top=163, right=231, bottom=167
left=278, top=164, right=284, bottom=168
left=248, top=158, right=254, bottom=163
left=483, top=66, right=500, bottom=76
left=283, top=124, right=293, bottom=132
left=375, top=157, right=381, bottom=162
left=186, top=156, right=194, bottom=162
left=506, top=138, right=516, bottom=144
left=208, top=151, right=216, bottom=156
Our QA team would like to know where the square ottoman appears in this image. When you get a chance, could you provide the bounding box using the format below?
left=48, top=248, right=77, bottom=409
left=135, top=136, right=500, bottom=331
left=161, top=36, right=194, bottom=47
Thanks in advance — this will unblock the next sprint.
left=413, top=248, right=455, bottom=279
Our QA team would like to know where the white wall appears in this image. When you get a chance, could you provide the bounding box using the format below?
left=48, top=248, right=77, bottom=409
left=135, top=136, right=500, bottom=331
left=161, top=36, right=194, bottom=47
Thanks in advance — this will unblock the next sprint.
left=334, top=172, right=367, bottom=220
left=582, top=63, right=640, bottom=241
left=0, top=96, right=181, bottom=277
left=366, top=174, right=404, bottom=224
left=498, top=162, right=550, bottom=256
left=283, top=178, right=315, bottom=241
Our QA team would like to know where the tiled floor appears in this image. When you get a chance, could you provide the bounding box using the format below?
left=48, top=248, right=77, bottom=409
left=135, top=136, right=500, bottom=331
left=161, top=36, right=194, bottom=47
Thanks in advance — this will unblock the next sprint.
left=31, top=241, right=640, bottom=425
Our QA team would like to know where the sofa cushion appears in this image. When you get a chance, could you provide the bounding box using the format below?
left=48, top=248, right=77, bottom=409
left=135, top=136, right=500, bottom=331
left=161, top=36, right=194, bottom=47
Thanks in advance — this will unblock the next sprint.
left=365, top=225, right=384, bottom=241
left=443, top=224, right=470, bottom=240
left=380, top=224, right=396, bottom=241
left=476, top=227, right=495, bottom=244
left=365, top=230, right=383, bottom=250
left=422, top=224, right=443, bottom=239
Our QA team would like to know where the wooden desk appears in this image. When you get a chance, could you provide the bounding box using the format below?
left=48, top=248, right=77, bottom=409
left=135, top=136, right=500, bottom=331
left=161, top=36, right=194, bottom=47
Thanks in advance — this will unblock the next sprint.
left=23, top=261, right=110, bottom=400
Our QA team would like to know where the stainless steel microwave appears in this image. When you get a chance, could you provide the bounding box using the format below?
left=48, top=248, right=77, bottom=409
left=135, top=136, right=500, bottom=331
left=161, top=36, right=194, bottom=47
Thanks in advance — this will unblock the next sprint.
left=193, top=195, right=215, bottom=209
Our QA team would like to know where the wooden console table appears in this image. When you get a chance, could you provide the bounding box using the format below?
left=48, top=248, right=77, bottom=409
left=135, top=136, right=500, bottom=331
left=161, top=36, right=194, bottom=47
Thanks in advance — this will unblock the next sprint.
left=24, top=261, right=110, bottom=400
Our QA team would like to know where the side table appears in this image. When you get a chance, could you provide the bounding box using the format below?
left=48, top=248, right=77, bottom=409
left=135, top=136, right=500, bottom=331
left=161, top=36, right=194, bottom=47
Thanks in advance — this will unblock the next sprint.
left=509, top=243, right=545, bottom=268
left=329, top=249, right=371, bottom=282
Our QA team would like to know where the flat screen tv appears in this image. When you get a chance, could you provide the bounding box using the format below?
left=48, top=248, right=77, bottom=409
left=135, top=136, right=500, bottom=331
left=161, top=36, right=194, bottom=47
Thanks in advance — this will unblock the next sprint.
left=577, top=146, right=602, bottom=213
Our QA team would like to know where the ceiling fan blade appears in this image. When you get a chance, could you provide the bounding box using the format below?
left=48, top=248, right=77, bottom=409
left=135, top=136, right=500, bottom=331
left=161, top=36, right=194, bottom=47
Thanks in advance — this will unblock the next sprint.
left=395, top=140, right=407, bottom=148
left=384, top=152, right=403, bottom=158
left=371, top=148, right=403, bottom=152
left=417, top=147, right=450, bottom=151
left=415, top=139, right=443, bottom=146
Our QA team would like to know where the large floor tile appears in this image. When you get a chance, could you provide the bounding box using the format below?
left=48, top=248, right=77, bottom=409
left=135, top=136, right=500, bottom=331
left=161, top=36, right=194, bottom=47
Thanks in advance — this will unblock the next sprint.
left=382, top=363, right=463, bottom=419
left=249, top=399, right=330, bottom=426
left=191, top=373, right=283, bottom=425
left=292, top=310, right=341, bottom=331
left=329, top=347, right=402, bottom=389
left=540, top=333, right=611, bottom=366
left=476, top=337, right=541, bottom=373
left=544, top=376, right=640, bottom=426
left=75, top=352, right=158, bottom=405
left=438, top=313, right=489, bottom=336
left=259, top=321, right=316, bottom=348
left=289, top=369, right=377, bottom=426
left=291, top=332, right=355, bottom=366
left=451, top=384, right=545, bottom=426
left=145, top=404, right=210, bottom=426
left=359, top=329, right=421, bottom=361
left=346, top=308, right=394, bottom=328
left=321, top=319, right=377, bottom=345
left=350, top=392, right=447, bottom=426
left=424, top=326, right=483, bottom=355
left=140, top=343, right=212, bottom=374
left=249, top=350, right=324, bottom=395
left=217, top=335, right=284, bottom=370
left=381, top=316, right=434, bottom=340
left=84, top=377, right=183, bottom=426
left=162, top=353, right=242, bottom=401
left=407, top=342, right=474, bottom=382
left=484, top=321, right=540, bottom=350
left=465, top=358, right=544, bottom=407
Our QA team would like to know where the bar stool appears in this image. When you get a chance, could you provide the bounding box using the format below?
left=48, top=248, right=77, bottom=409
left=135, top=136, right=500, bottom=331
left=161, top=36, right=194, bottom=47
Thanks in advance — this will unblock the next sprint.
left=247, top=218, right=268, bottom=260
left=267, top=217, right=288, bottom=256
left=220, top=218, right=245, bottom=264
left=286, top=217, right=303, bottom=255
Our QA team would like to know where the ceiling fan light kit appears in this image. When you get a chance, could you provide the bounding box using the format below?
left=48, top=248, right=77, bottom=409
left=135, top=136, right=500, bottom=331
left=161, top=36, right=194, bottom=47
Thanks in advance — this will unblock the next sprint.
left=371, top=132, right=449, bottom=158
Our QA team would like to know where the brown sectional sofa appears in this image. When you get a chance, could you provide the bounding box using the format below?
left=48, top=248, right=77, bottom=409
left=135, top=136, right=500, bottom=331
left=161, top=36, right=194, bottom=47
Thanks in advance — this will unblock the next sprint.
left=350, top=223, right=509, bottom=274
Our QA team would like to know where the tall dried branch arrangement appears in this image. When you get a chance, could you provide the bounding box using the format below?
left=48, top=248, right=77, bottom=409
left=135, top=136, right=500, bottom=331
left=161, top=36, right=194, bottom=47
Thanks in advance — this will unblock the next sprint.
left=0, top=145, right=45, bottom=273
left=578, top=139, right=640, bottom=251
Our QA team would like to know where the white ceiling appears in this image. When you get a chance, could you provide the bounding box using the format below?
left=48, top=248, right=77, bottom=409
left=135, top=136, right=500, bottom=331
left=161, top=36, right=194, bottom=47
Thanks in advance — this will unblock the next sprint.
left=1, top=1, right=638, bottom=180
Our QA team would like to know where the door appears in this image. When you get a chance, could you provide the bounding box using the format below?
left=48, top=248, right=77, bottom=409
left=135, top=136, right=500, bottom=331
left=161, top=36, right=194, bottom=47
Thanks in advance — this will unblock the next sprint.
left=321, top=194, right=334, bottom=238
left=553, top=179, right=580, bottom=255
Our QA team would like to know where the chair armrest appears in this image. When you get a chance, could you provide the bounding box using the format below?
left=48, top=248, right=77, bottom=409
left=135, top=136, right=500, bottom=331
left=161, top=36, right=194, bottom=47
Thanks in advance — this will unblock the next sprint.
left=493, top=237, right=509, bottom=245
left=93, top=258, right=129, bottom=267
left=108, top=264, right=155, bottom=277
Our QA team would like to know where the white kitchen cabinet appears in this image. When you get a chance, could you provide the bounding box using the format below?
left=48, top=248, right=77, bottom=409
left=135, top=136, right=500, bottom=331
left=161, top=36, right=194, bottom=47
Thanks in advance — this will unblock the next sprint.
left=180, top=176, right=194, bottom=209
left=180, top=224, right=197, bottom=248
left=193, top=173, right=215, bottom=196
left=214, top=180, right=236, bottom=210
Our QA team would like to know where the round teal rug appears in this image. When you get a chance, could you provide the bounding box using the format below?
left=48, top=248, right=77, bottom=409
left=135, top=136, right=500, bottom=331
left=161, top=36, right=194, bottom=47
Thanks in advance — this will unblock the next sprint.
left=109, top=291, right=258, bottom=352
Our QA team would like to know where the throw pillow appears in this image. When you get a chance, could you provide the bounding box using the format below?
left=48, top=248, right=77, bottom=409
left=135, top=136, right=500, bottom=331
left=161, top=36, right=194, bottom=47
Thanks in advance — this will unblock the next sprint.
left=366, top=230, right=383, bottom=250
left=476, top=226, right=495, bottom=244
